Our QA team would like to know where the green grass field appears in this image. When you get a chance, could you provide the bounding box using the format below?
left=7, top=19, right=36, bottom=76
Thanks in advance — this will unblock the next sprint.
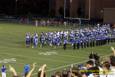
left=0, top=23, right=115, bottom=77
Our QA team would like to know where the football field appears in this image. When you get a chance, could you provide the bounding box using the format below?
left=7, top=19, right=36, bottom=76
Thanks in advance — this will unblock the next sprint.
left=0, top=23, right=115, bottom=77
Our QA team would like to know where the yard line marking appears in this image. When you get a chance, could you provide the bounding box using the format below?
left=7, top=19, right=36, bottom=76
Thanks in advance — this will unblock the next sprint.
left=0, top=53, right=88, bottom=63
left=38, top=49, right=89, bottom=59
left=0, top=52, right=69, bottom=63
left=1, top=50, right=89, bottom=63
left=0, top=52, right=88, bottom=69
left=57, top=54, right=88, bottom=59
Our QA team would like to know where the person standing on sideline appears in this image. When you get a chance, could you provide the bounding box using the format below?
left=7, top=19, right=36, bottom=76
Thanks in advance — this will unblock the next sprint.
left=24, top=64, right=30, bottom=77
left=1, top=65, right=6, bottom=77
left=25, top=32, right=31, bottom=47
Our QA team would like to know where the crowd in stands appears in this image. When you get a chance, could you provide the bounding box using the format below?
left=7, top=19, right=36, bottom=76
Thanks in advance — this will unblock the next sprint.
left=25, top=24, right=115, bottom=49
left=1, top=46, right=115, bottom=77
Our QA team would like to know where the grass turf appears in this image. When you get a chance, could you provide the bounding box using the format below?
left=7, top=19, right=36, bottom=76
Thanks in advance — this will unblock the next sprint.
left=0, top=23, right=114, bottom=77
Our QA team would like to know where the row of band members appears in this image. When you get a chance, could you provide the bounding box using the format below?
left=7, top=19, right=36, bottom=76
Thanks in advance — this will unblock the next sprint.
left=25, top=32, right=115, bottom=49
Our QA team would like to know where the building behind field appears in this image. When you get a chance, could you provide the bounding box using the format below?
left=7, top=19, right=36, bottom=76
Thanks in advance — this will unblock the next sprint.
left=103, top=8, right=115, bottom=24
left=50, top=0, right=115, bottom=21
left=0, top=0, right=115, bottom=23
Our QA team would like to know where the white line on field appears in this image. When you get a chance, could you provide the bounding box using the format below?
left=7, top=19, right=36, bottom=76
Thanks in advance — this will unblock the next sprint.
left=1, top=51, right=88, bottom=64
left=56, top=54, right=85, bottom=59
left=0, top=51, right=88, bottom=70
left=1, top=52, right=68, bottom=63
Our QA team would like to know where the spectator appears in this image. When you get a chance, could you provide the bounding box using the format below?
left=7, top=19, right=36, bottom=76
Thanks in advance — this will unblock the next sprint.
left=89, top=67, right=99, bottom=77
left=109, top=47, right=115, bottom=76
left=24, top=64, right=30, bottom=77
left=85, top=60, right=95, bottom=76
left=51, top=71, right=62, bottom=77
left=62, top=69, right=69, bottom=77
left=9, top=63, right=36, bottom=77
left=9, top=65, right=18, bottom=77
left=38, top=64, right=47, bottom=77
left=1, top=65, right=6, bottom=77
left=26, top=63, right=36, bottom=77
left=99, top=61, right=111, bottom=77
left=89, top=52, right=100, bottom=66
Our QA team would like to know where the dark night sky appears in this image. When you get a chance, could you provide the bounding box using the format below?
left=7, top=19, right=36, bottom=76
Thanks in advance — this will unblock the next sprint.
left=0, top=0, right=49, bottom=16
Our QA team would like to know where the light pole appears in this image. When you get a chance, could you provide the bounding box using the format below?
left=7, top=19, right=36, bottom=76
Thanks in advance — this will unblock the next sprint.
left=49, top=0, right=51, bottom=16
left=88, top=0, right=91, bottom=20
left=64, top=0, right=66, bottom=18
left=15, top=0, right=18, bottom=16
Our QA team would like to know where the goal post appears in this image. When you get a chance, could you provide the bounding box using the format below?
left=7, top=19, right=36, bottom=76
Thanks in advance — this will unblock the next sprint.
left=63, top=0, right=91, bottom=20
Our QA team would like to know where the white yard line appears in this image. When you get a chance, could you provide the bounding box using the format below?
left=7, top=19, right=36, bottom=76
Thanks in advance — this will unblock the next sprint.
left=56, top=54, right=86, bottom=59
left=0, top=52, right=68, bottom=63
